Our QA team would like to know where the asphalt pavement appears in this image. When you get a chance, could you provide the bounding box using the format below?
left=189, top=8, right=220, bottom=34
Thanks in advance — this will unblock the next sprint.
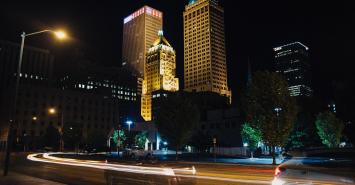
left=0, top=152, right=275, bottom=185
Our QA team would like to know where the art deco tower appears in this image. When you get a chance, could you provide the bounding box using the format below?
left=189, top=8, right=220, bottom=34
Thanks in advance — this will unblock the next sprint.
left=141, top=31, right=179, bottom=121
left=183, top=0, right=231, bottom=103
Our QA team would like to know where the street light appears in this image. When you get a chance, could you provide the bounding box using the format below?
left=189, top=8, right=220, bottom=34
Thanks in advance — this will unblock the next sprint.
left=48, top=107, right=64, bottom=151
left=3, top=29, right=68, bottom=176
left=48, top=108, right=56, bottom=114
left=274, top=107, right=282, bottom=130
left=126, top=120, right=133, bottom=132
left=32, top=116, right=37, bottom=121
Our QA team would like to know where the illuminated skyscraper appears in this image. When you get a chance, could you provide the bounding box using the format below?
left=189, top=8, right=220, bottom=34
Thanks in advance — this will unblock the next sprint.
left=183, top=0, right=231, bottom=103
left=274, top=42, right=312, bottom=97
left=122, top=6, right=163, bottom=78
left=141, top=31, right=179, bottom=121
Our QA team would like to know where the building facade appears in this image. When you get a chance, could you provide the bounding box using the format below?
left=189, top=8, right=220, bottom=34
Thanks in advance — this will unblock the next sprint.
left=0, top=86, right=118, bottom=151
left=0, top=40, right=54, bottom=94
left=122, top=5, right=163, bottom=78
left=199, top=108, right=241, bottom=147
left=141, top=32, right=179, bottom=121
left=59, top=66, right=139, bottom=124
left=60, top=66, right=137, bottom=102
left=274, top=42, right=312, bottom=97
left=183, top=0, right=231, bottom=103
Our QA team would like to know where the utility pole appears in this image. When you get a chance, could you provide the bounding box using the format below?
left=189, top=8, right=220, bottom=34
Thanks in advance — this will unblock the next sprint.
left=213, top=137, right=216, bottom=162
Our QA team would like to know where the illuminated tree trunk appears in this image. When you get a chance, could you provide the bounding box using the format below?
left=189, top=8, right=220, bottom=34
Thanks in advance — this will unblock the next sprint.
left=271, top=146, right=276, bottom=165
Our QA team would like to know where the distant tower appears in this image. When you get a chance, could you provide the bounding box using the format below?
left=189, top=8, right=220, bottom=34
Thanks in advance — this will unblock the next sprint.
left=274, top=42, right=312, bottom=97
left=183, top=0, right=232, bottom=103
left=141, top=31, right=179, bottom=121
left=122, top=6, right=163, bottom=95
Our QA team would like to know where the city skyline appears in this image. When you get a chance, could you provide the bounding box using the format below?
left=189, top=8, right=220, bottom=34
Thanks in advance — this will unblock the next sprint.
left=0, top=0, right=348, bottom=102
left=0, top=1, right=353, bottom=184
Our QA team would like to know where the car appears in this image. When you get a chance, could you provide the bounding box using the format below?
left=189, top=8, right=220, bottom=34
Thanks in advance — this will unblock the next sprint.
left=127, top=146, right=153, bottom=160
left=272, top=149, right=355, bottom=185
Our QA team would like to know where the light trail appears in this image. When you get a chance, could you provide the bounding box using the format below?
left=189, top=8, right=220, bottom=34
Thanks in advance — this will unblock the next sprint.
left=28, top=153, right=175, bottom=176
left=27, top=153, right=271, bottom=184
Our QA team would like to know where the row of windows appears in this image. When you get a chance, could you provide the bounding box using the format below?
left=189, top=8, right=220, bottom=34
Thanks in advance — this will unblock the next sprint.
left=184, top=6, right=209, bottom=21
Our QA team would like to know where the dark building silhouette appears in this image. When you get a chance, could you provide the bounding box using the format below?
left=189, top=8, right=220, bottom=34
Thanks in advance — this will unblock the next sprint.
left=59, top=65, right=139, bottom=124
left=0, top=40, right=54, bottom=95
left=274, top=42, right=312, bottom=97
left=0, top=85, right=119, bottom=151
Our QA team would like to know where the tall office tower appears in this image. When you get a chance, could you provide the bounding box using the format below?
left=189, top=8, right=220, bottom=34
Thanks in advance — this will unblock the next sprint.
left=183, top=0, right=232, bottom=103
left=141, top=32, right=179, bottom=121
left=274, top=42, right=312, bottom=97
left=122, top=6, right=163, bottom=79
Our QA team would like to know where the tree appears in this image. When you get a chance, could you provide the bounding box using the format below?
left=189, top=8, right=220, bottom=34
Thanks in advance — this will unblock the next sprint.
left=315, top=111, right=344, bottom=148
left=241, top=122, right=262, bottom=158
left=62, top=122, right=83, bottom=150
left=245, top=71, right=298, bottom=165
left=135, top=131, right=148, bottom=149
left=155, top=94, right=200, bottom=160
left=113, top=129, right=126, bottom=150
left=86, top=130, right=107, bottom=151
left=285, top=130, right=307, bottom=150
left=188, top=131, right=212, bottom=154
left=43, top=125, right=61, bottom=149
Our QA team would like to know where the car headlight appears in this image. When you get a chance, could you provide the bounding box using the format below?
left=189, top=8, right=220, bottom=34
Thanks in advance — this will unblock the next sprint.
left=272, top=177, right=285, bottom=185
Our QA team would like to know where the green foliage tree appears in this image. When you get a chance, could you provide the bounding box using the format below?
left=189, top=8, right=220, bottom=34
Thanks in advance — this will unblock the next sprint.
left=43, top=125, right=61, bottom=149
left=135, top=131, right=148, bottom=149
left=315, top=111, right=344, bottom=148
left=86, top=130, right=107, bottom=151
left=241, top=122, right=262, bottom=158
left=285, top=130, right=307, bottom=150
left=155, top=94, right=200, bottom=160
left=62, top=122, right=82, bottom=150
left=245, top=71, right=298, bottom=164
left=113, top=129, right=126, bottom=149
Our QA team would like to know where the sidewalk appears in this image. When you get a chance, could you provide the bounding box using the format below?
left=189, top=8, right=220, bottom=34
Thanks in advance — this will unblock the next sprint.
left=0, top=172, right=65, bottom=185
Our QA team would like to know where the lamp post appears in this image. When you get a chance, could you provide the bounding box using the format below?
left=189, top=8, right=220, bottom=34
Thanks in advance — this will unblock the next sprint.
left=126, top=120, right=133, bottom=148
left=274, top=107, right=282, bottom=159
left=126, top=120, right=133, bottom=132
left=3, top=29, right=67, bottom=176
left=274, top=107, right=282, bottom=131
left=48, top=108, right=64, bottom=151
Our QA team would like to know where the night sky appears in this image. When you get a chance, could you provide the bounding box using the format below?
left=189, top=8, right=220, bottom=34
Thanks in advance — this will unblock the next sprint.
left=0, top=0, right=349, bottom=104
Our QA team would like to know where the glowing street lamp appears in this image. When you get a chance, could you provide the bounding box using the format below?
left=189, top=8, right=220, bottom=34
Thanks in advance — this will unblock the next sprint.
left=126, top=120, right=133, bottom=132
left=54, top=30, right=66, bottom=39
left=32, top=116, right=37, bottom=121
left=3, top=29, right=69, bottom=176
left=48, top=108, right=56, bottom=114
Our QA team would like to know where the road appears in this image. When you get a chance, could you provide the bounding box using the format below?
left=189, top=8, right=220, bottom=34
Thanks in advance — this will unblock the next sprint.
left=1, top=153, right=275, bottom=185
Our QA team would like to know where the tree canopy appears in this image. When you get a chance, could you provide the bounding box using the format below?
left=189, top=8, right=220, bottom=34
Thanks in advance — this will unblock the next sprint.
left=241, top=122, right=262, bottom=152
left=135, top=131, right=148, bottom=149
left=315, top=111, right=344, bottom=148
left=155, top=94, right=200, bottom=160
left=245, top=71, right=298, bottom=164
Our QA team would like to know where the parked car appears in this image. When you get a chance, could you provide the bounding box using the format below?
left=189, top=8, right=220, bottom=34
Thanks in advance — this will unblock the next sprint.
left=272, top=149, right=355, bottom=185
left=126, top=146, right=153, bottom=160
